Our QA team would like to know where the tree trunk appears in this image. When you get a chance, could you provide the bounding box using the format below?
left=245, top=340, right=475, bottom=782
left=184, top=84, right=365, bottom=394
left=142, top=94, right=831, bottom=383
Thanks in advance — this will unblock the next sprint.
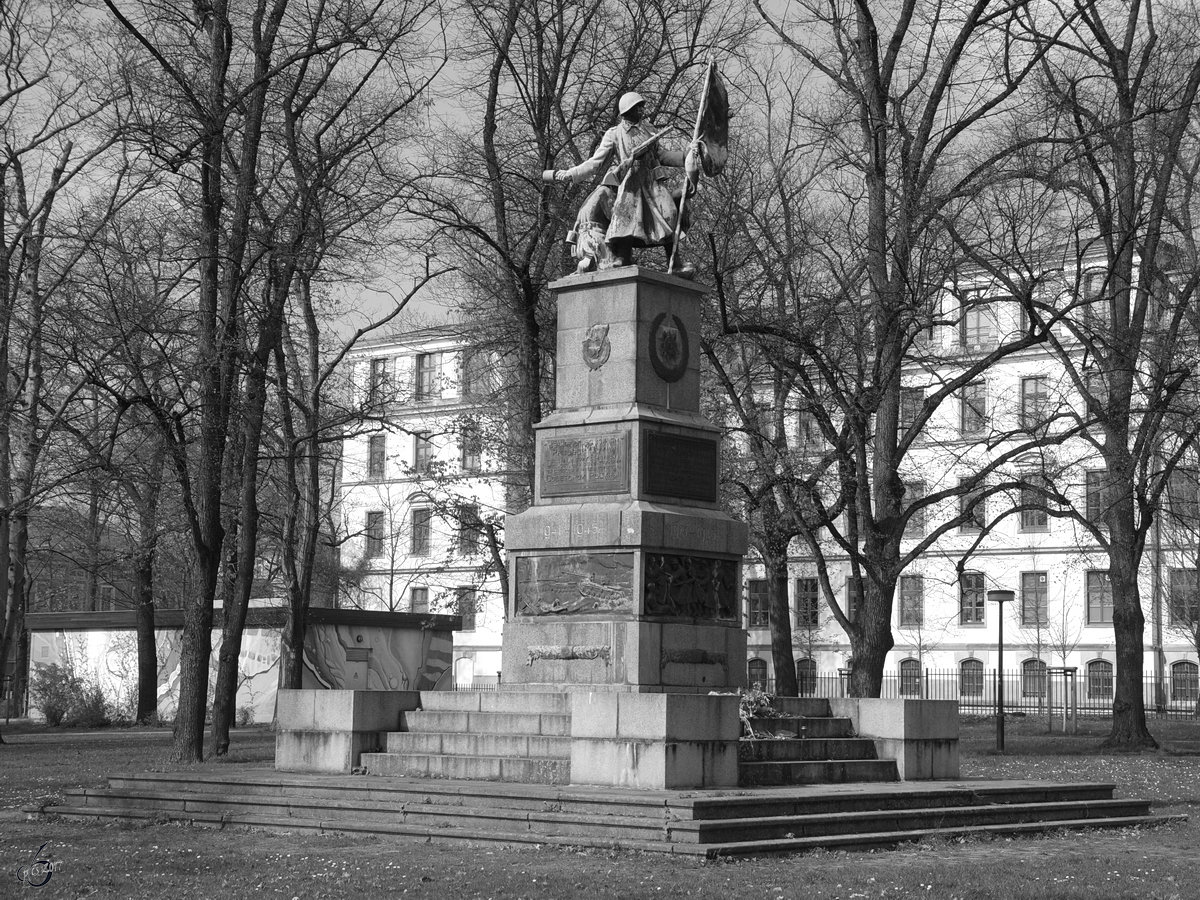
left=212, top=314, right=278, bottom=754
left=1102, top=538, right=1157, bottom=749
left=848, top=579, right=897, bottom=697
left=134, top=557, right=158, bottom=723
left=765, top=544, right=797, bottom=697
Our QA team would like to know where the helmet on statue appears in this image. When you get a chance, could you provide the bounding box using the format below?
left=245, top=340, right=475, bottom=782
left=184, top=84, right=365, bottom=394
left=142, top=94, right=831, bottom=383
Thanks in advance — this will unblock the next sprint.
left=617, top=91, right=646, bottom=116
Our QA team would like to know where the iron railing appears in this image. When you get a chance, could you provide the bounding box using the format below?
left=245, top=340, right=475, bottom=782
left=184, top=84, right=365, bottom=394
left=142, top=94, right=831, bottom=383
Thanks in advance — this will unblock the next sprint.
left=748, top=669, right=1199, bottom=718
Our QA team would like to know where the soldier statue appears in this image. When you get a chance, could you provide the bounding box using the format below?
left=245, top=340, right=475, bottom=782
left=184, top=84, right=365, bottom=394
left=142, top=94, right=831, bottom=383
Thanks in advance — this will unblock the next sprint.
left=544, top=69, right=728, bottom=278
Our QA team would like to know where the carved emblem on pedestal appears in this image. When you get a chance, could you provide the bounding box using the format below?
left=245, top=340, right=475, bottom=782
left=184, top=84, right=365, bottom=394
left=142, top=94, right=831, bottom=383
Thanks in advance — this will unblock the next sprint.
left=582, top=323, right=611, bottom=370
left=648, top=313, right=688, bottom=382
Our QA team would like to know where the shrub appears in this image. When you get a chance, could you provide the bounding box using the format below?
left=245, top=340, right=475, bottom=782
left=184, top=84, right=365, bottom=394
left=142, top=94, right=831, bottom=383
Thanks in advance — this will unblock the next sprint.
left=236, top=705, right=255, bottom=727
left=67, top=683, right=112, bottom=728
left=30, top=664, right=81, bottom=727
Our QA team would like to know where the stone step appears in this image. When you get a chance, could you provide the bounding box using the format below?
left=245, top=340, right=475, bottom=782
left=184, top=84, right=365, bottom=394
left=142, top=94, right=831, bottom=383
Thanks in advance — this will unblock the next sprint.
left=420, top=691, right=571, bottom=715
left=744, top=715, right=855, bottom=738
left=685, top=781, right=1120, bottom=819
left=100, top=772, right=671, bottom=816
left=93, top=771, right=1120, bottom=822
left=361, top=751, right=569, bottom=785
left=44, top=800, right=1184, bottom=857
left=670, top=799, right=1155, bottom=843
left=59, top=787, right=668, bottom=840
left=401, top=710, right=571, bottom=736
left=739, top=758, right=899, bottom=786
left=384, top=731, right=571, bottom=759
left=771, top=698, right=834, bottom=717
left=738, top=738, right=879, bottom=762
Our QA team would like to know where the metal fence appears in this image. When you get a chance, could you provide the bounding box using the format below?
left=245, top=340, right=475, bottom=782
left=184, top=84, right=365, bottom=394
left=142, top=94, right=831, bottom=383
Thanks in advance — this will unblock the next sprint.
left=750, top=669, right=1200, bottom=719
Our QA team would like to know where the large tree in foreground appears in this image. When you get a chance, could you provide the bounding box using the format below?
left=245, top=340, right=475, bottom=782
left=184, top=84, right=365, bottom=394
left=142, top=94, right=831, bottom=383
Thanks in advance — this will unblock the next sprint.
left=730, top=0, right=1074, bottom=696
left=1010, top=0, right=1200, bottom=748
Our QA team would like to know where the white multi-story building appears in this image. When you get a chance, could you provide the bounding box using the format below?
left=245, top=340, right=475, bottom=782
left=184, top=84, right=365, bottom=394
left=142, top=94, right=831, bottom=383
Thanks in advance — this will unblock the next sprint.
left=742, top=262, right=1200, bottom=708
left=338, top=327, right=505, bottom=685
left=341, top=296, right=1198, bottom=708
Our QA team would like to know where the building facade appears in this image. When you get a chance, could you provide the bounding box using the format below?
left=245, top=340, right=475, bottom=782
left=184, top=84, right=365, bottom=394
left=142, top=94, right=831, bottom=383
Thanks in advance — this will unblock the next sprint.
left=338, top=328, right=506, bottom=685
left=742, top=263, right=1200, bottom=708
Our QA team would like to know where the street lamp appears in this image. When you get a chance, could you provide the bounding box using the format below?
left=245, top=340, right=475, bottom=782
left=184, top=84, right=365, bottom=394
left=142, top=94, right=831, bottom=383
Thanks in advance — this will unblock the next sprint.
left=988, top=589, right=1015, bottom=753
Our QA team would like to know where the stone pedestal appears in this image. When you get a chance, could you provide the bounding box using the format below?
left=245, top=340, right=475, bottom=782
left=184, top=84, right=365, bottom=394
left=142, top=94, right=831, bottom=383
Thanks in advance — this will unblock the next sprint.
left=502, top=268, right=748, bottom=694
left=569, top=692, right=740, bottom=789
left=275, top=689, right=421, bottom=773
left=829, top=698, right=960, bottom=780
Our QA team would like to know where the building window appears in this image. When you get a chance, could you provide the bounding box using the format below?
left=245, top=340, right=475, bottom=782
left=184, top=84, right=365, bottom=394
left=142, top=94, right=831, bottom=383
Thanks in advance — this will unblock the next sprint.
left=797, top=658, right=817, bottom=696
left=455, top=586, right=477, bottom=632
left=960, top=298, right=997, bottom=349
left=1020, top=572, right=1048, bottom=626
left=97, top=584, right=117, bottom=611
left=845, top=579, right=863, bottom=622
left=410, top=507, right=432, bottom=556
left=959, top=478, right=986, bottom=532
left=1169, top=568, right=1199, bottom=626
left=413, top=432, right=433, bottom=472
left=458, top=350, right=478, bottom=397
left=1171, top=661, right=1199, bottom=702
left=460, top=425, right=482, bottom=473
left=1086, top=660, right=1113, bottom=700
left=1081, top=269, right=1109, bottom=330
left=797, top=410, right=822, bottom=452
left=795, top=577, right=820, bottom=628
left=1021, top=658, right=1047, bottom=697
left=1086, top=570, right=1113, bottom=624
left=1019, top=473, right=1050, bottom=532
left=747, top=579, right=769, bottom=628
left=365, top=511, right=385, bottom=558
left=368, top=357, right=389, bottom=406
left=410, top=586, right=429, bottom=613
left=899, top=575, right=923, bottom=627
left=903, top=481, right=926, bottom=538
left=899, top=658, right=921, bottom=696
left=748, top=658, right=768, bottom=691
left=1169, top=468, right=1200, bottom=523
left=415, top=352, right=441, bottom=400
left=1084, top=369, right=1109, bottom=408
left=457, top=504, right=483, bottom=556
left=899, top=387, right=923, bottom=436
left=959, top=572, right=985, bottom=625
left=960, top=380, right=987, bottom=436
left=1020, top=376, right=1050, bottom=429
left=1085, top=469, right=1109, bottom=528
left=368, top=434, right=386, bottom=480
left=959, top=659, right=984, bottom=697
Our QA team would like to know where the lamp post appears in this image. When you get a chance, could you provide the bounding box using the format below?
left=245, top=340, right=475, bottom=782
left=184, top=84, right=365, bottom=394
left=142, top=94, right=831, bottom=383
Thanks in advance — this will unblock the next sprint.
left=988, top=589, right=1015, bottom=753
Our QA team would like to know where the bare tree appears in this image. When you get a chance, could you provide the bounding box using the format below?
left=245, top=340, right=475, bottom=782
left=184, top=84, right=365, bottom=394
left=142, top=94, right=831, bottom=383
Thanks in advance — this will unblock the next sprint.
left=1005, top=0, right=1200, bottom=748
left=707, top=3, right=1077, bottom=696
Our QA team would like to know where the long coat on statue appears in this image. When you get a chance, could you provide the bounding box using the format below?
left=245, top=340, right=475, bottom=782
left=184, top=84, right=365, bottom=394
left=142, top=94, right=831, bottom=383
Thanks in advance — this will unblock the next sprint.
left=563, top=119, right=686, bottom=248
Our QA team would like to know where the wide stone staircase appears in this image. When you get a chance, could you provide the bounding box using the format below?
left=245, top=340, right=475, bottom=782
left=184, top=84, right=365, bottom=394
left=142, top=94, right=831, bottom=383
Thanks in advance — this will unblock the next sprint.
left=43, top=771, right=1180, bottom=856
left=361, top=691, right=572, bottom=784
left=739, top=697, right=899, bottom=786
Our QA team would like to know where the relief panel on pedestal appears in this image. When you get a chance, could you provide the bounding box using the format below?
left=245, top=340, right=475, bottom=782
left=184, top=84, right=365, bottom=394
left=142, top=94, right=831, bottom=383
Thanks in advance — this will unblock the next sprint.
left=643, top=553, right=738, bottom=621
left=515, top=553, right=636, bottom=616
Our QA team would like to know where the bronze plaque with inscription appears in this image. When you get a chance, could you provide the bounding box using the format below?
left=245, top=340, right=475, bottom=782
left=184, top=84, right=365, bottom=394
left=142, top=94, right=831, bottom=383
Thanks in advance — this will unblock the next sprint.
left=515, top=552, right=636, bottom=616
left=643, top=433, right=718, bottom=502
left=540, top=432, right=630, bottom=497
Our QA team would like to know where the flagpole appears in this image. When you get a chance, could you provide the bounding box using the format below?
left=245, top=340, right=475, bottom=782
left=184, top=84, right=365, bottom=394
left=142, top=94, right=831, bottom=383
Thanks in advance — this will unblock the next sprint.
left=668, top=57, right=714, bottom=275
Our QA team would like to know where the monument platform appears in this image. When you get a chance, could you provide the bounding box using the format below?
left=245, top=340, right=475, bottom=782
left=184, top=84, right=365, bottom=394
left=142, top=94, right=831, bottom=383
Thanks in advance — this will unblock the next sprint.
left=43, top=770, right=1182, bottom=857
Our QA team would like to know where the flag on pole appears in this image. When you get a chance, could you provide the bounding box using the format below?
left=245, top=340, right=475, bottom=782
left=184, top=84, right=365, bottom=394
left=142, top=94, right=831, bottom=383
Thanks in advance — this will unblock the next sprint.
left=696, top=61, right=729, bottom=177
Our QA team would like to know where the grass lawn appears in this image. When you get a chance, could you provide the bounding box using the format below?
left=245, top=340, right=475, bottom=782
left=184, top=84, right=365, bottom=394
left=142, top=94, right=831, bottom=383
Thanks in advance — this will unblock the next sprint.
left=1, top=716, right=1198, bottom=899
